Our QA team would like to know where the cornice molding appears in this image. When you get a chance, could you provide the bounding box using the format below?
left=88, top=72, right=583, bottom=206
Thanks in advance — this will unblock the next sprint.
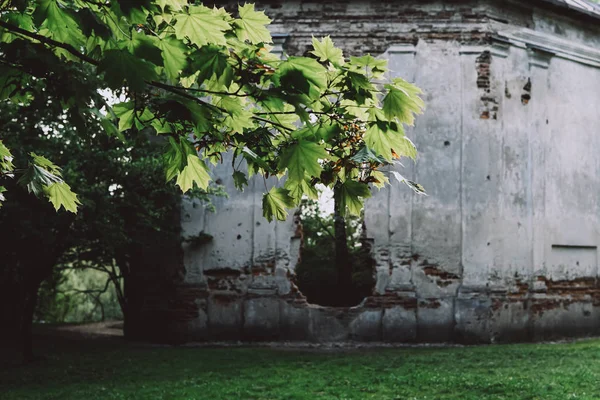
left=385, top=44, right=417, bottom=55
left=495, top=28, right=600, bottom=68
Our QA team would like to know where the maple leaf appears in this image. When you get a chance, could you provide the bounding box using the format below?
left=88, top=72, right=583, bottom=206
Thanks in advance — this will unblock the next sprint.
left=30, top=152, right=61, bottom=175
left=156, top=0, right=187, bottom=12
left=232, top=171, right=248, bottom=191
left=98, top=49, right=158, bottom=92
left=174, top=5, right=230, bottom=47
left=278, top=140, right=329, bottom=183
left=234, top=3, right=272, bottom=44
left=190, top=45, right=230, bottom=86
left=382, top=79, right=425, bottom=125
left=0, top=0, right=427, bottom=219
left=284, top=176, right=319, bottom=201
left=120, top=31, right=163, bottom=67
left=351, top=146, right=387, bottom=164
left=391, top=171, right=427, bottom=195
left=339, top=180, right=371, bottom=216
left=157, top=36, right=188, bottom=81
left=44, top=181, right=81, bottom=213
left=176, top=154, right=212, bottom=192
left=364, top=122, right=416, bottom=162
left=311, top=36, right=344, bottom=66
left=164, top=137, right=186, bottom=183
left=34, top=0, right=85, bottom=46
left=349, top=54, right=388, bottom=79
left=0, top=140, right=14, bottom=173
left=113, top=102, right=136, bottom=132
left=219, top=96, right=254, bottom=134
left=262, top=187, right=295, bottom=222
left=276, top=57, right=327, bottom=98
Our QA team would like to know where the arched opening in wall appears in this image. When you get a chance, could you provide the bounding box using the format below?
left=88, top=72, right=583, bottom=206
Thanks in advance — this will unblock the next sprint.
left=294, top=187, right=375, bottom=307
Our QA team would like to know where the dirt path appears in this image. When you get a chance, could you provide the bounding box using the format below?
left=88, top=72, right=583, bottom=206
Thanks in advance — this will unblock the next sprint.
left=34, top=320, right=124, bottom=340
left=32, top=321, right=600, bottom=352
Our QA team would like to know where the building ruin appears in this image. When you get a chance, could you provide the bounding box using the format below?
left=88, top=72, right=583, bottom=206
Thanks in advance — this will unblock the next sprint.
left=129, top=0, right=600, bottom=344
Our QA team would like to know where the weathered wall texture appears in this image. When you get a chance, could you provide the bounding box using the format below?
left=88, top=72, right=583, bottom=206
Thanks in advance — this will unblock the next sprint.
left=142, top=0, right=600, bottom=344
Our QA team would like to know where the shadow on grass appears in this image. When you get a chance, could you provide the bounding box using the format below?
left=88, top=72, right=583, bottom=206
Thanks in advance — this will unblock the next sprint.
left=1, top=324, right=600, bottom=400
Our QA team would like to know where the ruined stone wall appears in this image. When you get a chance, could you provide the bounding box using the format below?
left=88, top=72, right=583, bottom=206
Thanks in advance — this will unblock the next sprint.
left=366, top=29, right=600, bottom=343
left=146, top=0, right=600, bottom=344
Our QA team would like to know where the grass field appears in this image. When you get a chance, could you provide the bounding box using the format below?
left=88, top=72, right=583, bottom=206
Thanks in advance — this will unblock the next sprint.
left=1, top=334, right=600, bottom=400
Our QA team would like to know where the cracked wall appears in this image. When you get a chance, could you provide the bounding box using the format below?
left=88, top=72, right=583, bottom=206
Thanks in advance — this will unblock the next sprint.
left=132, top=0, right=600, bottom=344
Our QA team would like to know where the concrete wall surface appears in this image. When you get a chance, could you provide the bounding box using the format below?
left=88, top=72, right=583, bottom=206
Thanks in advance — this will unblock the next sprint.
left=138, top=0, right=600, bottom=344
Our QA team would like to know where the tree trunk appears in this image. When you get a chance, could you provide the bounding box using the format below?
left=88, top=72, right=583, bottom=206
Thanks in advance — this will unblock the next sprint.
left=333, top=184, right=353, bottom=305
left=0, top=277, right=42, bottom=364
left=21, top=281, right=40, bottom=362
left=0, top=277, right=26, bottom=365
left=0, top=257, right=59, bottom=365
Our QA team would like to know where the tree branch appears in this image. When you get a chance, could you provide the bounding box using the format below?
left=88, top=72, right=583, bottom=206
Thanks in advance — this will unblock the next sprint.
left=148, top=81, right=225, bottom=113
left=0, top=21, right=297, bottom=135
left=251, top=115, right=294, bottom=132
left=181, top=86, right=253, bottom=97
left=0, top=20, right=99, bottom=66
left=316, top=217, right=336, bottom=241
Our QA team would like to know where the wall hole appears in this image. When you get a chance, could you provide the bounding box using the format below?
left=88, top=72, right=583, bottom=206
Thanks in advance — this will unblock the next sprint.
left=504, top=82, right=511, bottom=98
left=521, top=78, right=531, bottom=105
left=444, top=140, right=451, bottom=147
left=294, top=189, right=375, bottom=307
left=236, top=234, right=242, bottom=240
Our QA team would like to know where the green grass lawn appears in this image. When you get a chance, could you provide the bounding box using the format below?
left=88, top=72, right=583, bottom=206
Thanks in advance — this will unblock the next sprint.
left=2, top=335, right=600, bottom=400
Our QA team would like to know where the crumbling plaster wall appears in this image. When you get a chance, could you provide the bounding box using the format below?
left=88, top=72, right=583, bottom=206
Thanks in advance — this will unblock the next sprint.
left=367, top=30, right=600, bottom=343
left=171, top=0, right=600, bottom=344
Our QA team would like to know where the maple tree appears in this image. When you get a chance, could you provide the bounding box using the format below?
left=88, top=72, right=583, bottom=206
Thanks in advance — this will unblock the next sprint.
left=0, top=0, right=425, bottom=221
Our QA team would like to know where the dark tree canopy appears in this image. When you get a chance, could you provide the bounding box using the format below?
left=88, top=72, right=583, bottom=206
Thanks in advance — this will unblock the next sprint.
left=0, top=0, right=425, bottom=221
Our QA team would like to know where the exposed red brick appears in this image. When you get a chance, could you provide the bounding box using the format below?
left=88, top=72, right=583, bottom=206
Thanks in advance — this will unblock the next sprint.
left=422, top=265, right=460, bottom=280
left=419, top=299, right=442, bottom=309
left=364, top=294, right=417, bottom=309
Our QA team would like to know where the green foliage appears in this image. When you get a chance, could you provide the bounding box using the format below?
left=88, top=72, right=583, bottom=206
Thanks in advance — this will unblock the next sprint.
left=44, top=182, right=80, bottom=213
left=311, top=36, right=344, bottom=66
left=173, top=5, right=229, bottom=47
left=0, top=0, right=425, bottom=220
left=382, top=79, right=425, bottom=126
left=364, top=122, right=414, bottom=162
left=0, top=93, right=223, bottom=330
left=156, top=36, right=187, bottom=81
left=234, top=3, right=272, bottom=44
left=12, top=150, right=80, bottom=212
left=35, top=267, right=123, bottom=323
left=98, top=49, right=159, bottom=92
left=262, top=186, right=295, bottom=222
left=295, top=198, right=375, bottom=306
left=175, top=154, right=211, bottom=192
left=338, top=180, right=371, bottom=216
left=278, top=140, right=328, bottom=184
left=0, top=140, right=14, bottom=173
